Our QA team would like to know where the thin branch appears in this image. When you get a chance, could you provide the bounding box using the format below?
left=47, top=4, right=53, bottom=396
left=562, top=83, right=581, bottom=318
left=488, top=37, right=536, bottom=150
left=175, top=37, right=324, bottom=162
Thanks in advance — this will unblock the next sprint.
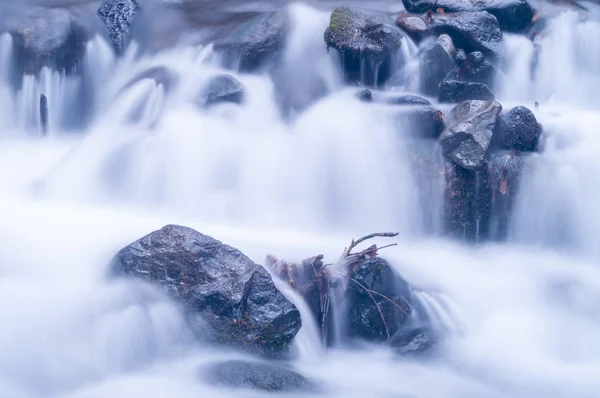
left=369, top=290, right=410, bottom=317
left=337, top=273, right=390, bottom=339
left=344, top=232, right=399, bottom=257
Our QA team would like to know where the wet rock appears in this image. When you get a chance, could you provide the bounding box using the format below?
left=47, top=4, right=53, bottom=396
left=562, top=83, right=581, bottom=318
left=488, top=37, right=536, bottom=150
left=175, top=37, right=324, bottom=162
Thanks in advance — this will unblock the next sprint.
left=325, top=7, right=403, bottom=87
left=202, top=360, right=312, bottom=392
left=112, top=225, right=301, bottom=356
left=495, top=106, right=543, bottom=151
left=122, top=66, right=180, bottom=93
left=428, top=11, right=502, bottom=56
left=98, top=0, right=141, bottom=54
left=439, top=81, right=495, bottom=103
left=392, top=106, right=446, bottom=139
left=396, top=13, right=429, bottom=41
left=356, top=89, right=373, bottom=102
left=214, top=11, right=287, bottom=73
left=10, top=8, right=89, bottom=75
left=403, top=0, right=534, bottom=32
left=443, top=160, right=492, bottom=241
left=346, top=257, right=412, bottom=342
left=385, top=94, right=431, bottom=106
left=439, top=100, right=502, bottom=170
left=445, top=51, right=497, bottom=86
left=199, top=74, right=246, bottom=108
left=420, top=35, right=457, bottom=96
left=390, top=327, right=437, bottom=356
left=488, top=151, right=527, bottom=240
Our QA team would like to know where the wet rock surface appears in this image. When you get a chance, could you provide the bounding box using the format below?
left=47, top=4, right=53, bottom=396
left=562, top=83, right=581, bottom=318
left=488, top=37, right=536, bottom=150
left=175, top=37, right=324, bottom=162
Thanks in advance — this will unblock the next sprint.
left=495, top=106, right=543, bottom=151
left=396, top=13, right=429, bottom=41
left=214, top=11, right=287, bottom=73
left=202, top=360, right=313, bottom=392
left=402, top=0, right=534, bottom=32
left=440, top=100, right=502, bottom=170
left=325, top=7, right=403, bottom=87
left=98, top=0, right=141, bottom=54
left=9, top=7, right=89, bottom=75
left=346, top=257, right=413, bottom=342
left=428, top=11, right=502, bottom=56
left=112, top=225, right=302, bottom=356
left=420, top=35, right=457, bottom=96
left=439, top=80, right=495, bottom=103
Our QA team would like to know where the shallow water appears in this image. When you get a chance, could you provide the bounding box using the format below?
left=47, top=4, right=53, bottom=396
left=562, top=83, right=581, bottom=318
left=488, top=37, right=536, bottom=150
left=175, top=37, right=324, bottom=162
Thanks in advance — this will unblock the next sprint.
left=0, top=2, right=600, bottom=398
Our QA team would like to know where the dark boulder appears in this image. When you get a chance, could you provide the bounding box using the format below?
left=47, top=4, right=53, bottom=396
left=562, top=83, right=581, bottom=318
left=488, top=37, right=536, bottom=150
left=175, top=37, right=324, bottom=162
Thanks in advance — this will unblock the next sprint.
left=488, top=151, right=527, bottom=240
left=495, top=106, right=542, bottom=151
left=356, top=89, right=373, bottom=102
left=443, top=160, right=492, bottom=241
left=396, top=13, right=429, bottom=41
left=98, top=0, right=141, bottom=54
left=324, top=7, right=403, bottom=87
left=198, top=74, right=246, bottom=108
left=420, top=34, right=457, bottom=96
left=439, top=100, right=502, bottom=170
left=10, top=7, right=89, bottom=75
left=346, top=257, right=412, bottom=342
left=392, top=106, right=446, bottom=139
left=112, top=225, right=302, bottom=356
left=439, top=51, right=497, bottom=102
left=439, top=80, right=495, bottom=103
left=122, top=66, right=180, bottom=94
left=214, top=11, right=287, bottom=73
left=403, top=0, right=534, bottom=32
left=202, top=360, right=312, bottom=392
left=390, top=327, right=437, bottom=356
left=428, top=11, right=502, bottom=56
left=446, top=51, right=497, bottom=86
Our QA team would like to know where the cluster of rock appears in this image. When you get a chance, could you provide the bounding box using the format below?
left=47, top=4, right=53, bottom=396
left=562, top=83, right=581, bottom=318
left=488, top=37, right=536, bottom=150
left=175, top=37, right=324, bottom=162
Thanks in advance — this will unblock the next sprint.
left=112, top=225, right=429, bottom=392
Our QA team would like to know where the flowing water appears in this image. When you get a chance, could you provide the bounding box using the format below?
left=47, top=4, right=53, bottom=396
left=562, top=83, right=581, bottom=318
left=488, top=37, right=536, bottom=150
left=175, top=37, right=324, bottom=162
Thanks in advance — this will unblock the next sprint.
left=1, top=2, right=600, bottom=397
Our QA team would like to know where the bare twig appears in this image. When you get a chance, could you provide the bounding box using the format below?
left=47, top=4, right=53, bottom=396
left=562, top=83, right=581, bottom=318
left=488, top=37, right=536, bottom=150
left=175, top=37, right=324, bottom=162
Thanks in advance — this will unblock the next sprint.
left=343, top=232, right=399, bottom=257
left=337, top=273, right=390, bottom=339
left=369, top=291, right=410, bottom=317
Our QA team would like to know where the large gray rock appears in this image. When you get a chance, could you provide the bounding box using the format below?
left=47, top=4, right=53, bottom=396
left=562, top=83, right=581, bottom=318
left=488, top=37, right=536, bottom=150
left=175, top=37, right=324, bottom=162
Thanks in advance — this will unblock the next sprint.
left=9, top=7, right=89, bottom=75
left=495, top=106, right=543, bottom=151
left=439, top=51, right=497, bottom=102
left=214, top=11, right=287, bottom=73
left=202, top=360, right=312, bottom=392
left=402, top=0, right=534, bottom=32
left=346, top=257, right=413, bottom=342
left=325, top=7, right=403, bottom=87
left=439, top=100, right=502, bottom=170
left=428, top=11, right=502, bottom=56
left=420, top=35, right=457, bottom=96
left=112, top=225, right=302, bottom=356
left=98, top=0, right=141, bottom=54
left=396, top=13, right=429, bottom=42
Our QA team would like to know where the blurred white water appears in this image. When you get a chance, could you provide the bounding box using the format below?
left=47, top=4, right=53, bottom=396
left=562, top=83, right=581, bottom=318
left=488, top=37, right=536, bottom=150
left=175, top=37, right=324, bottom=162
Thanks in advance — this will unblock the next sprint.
left=0, top=3, right=599, bottom=398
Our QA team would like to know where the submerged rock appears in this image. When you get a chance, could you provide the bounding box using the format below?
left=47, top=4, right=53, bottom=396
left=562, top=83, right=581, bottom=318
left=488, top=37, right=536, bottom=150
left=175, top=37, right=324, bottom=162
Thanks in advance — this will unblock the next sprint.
left=396, top=13, right=429, bottom=41
left=439, top=100, right=502, bottom=170
left=98, top=0, right=141, bottom=54
left=202, top=360, right=312, bottom=392
left=112, top=225, right=301, bottom=356
left=199, top=74, right=246, bottom=108
left=495, top=106, right=543, bottom=151
left=390, top=327, right=437, bottom=356
left=346, top=257, right=412, bottom=342
left=428, top=11, right=502, bottom=56
left=10, top=7, right=89, bottom=75
left=214, top=11, right=287, bottom=73
left=392, top=106, right=446, bottom=139
left=385, top=94, right=431, bottom=106
left=402, top=0, right=534, bottom=32
left=488, top=151, right=527, bottom=240
left=420, top=35, right=457, bottom=96
left=325, top=7, right=403, bottom=87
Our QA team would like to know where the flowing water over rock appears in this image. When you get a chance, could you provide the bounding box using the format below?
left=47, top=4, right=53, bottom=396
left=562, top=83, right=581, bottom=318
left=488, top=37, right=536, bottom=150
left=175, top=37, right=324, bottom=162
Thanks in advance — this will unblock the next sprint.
left=1, top=1, right=600, bottom=397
